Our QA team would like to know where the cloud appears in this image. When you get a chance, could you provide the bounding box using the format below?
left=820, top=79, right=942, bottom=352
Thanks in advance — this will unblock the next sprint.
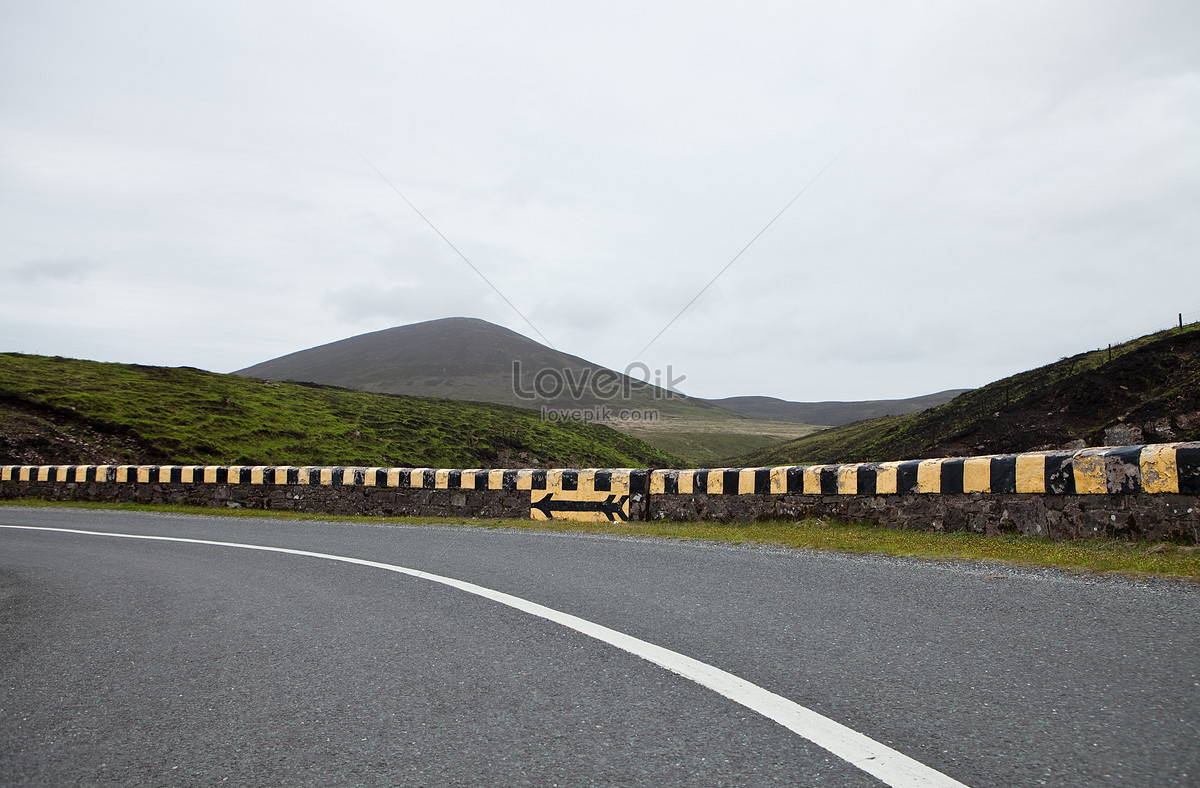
left=0, top=1, right=1196, bottom=398
left=4, top=256, right=99, bottom=283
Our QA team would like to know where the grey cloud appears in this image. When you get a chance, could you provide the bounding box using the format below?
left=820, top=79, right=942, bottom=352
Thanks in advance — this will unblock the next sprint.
left=6, top=256, right=99, bottom=283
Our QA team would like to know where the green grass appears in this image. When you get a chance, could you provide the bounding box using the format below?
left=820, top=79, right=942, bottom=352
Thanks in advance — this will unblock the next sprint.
left=0, top=353, right=682, bottom=468
left=5, top=499, right=1196, bottom=581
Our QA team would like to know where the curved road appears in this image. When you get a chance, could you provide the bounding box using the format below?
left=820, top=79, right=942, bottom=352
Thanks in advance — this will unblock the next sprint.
left=1, top=506, right=1197, bottom=786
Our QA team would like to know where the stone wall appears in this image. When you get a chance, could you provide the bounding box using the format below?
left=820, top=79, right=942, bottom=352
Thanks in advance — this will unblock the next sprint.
left=0, top=477, right=532, bottom=519
left=647, top=492, right=1199, bottom=542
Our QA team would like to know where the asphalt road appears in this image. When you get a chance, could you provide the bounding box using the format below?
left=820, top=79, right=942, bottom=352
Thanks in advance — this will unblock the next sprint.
left=1, top=506, right=1197, bottom=787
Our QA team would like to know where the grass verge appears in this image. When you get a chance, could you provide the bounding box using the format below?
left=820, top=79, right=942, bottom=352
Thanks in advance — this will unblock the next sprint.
left=3, top=498, right=1197, bottom=581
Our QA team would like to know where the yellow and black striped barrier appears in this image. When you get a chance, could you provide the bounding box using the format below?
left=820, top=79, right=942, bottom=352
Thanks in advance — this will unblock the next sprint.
left=650, top=442, right=1198, bottom=497
left=2, top=442, right=1197, bottom=523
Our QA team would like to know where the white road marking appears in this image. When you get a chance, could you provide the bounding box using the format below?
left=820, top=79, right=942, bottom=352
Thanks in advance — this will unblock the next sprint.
left=2, top=524, right=969, bottom=787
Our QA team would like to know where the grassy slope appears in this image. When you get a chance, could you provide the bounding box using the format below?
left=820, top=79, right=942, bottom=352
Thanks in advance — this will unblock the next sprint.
left=616, top=418, right=819, bottom=466
left=0, top=353, right=681, bottom=468
left=736, top=323, right=1200, bottom=466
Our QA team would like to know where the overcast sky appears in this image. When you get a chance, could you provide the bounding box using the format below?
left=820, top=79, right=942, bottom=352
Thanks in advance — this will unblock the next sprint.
left=2, top=1, right=1197, bottom=401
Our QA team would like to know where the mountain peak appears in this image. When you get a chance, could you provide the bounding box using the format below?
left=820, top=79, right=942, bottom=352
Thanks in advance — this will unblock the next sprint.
left=234, top=317, right=657, bottom=411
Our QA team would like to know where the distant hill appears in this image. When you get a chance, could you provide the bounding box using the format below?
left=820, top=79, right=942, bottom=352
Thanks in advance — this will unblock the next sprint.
left=704, top=390, right=971, bottom=426
left=235, top=317, right=729, bottom=421
left=0, top=353, right=681, bottom=468
left=733, top=323, right=1200, bottom=467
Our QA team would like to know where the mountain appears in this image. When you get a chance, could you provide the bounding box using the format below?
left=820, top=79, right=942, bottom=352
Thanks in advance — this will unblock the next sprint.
left=233, top=317, right=979, bottom=465
left=235, top=317, right=728, bottom=421
left=732, top=323, right=1200, bottom=467
left=704, top=390, right=972, bottom=426
left=0, top=353, right=681, bottom=468
left=234, top=317, right=828, bottom=464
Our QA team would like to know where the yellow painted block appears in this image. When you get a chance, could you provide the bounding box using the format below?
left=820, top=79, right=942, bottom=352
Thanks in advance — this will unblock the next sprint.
left=963, top=457, right=992, bottom=493
left=803, top=466, right=822, bottom=495
left=706, top=469, right=724, bottom=495
left=1072, top=451, right=1108, bottom=494
left=409, top=469, right=428, bottom=488
left=676, top=470, right=694, bottom=495
left=72, top=466, right=86, bottom=482
left=516, top=469, right=534, bottom=490
left=20, top=466, right=32, bottom=482
left=546, top=469, right=563, bottom=490
left=916, top=459, right=942, bottom=493
left=297, top=467, right=313, bottom=485
left=650, top=470, right=667, bottom=495
left=458, top=469, right=476, bottom=490
left=874, top=462, right=899, bottom=494
left=118, top=466, right=136, bottom=483
left=1141, top=444, right=1179, bottom=494
left=96, top=465, right=111, bottom=483
left=609, top=470, right=631, bottom=493
left=837, top=465, right=858, bottom=495
left=37, top=465, right=51, bottom=482
left=577, top=469, right=596, bottom=494
left=434, top=469, right=450, bottom=489
left=339, top=468, right=353, bottom=486
left=1015, top=454, right=1046, bottom=493
left=1, top=466, right=12, bottom=481
left=385, top=468, right=401, bottom=487
left=315, top=468, right=329, bottom=485
left=488, top=469, right=505, bottom=490
left=770, top=467, right=788, bottom=494
left=738, top=468, right=756, bottom=495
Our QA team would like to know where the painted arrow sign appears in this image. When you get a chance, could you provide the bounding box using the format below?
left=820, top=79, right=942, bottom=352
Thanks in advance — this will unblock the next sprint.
left=530, top=492, right=630, bottom=522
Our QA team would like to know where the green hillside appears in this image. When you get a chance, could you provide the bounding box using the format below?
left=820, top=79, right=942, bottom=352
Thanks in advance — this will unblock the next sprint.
left=734, top=323, right=1200, bottom=466
left=0, top=353, right=681, bottom=469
